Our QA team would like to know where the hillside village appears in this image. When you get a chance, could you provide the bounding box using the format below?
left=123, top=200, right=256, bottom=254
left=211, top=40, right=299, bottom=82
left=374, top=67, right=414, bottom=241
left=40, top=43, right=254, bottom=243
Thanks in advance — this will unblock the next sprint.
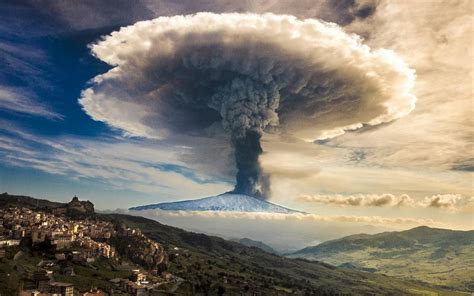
left=0, top=197, right=179, bottom=296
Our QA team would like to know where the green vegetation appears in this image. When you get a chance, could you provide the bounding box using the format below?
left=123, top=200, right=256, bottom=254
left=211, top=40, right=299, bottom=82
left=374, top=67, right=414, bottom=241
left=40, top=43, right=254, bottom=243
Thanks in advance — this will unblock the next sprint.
left=107, top=214, right=466, bottom=295
left=289, top=226, right=474, bottom=292
left=53, top=258, right=133, bottom=292
left=0, top=257, right=22, bottom=295
left=231, top=237, right=279, bottom=254
left=0, top=252, right=147, bottom=295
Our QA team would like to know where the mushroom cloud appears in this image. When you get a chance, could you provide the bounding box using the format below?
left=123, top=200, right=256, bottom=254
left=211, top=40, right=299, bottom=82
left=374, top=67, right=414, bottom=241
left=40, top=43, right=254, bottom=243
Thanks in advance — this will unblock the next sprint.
left=79, top=13, right=416, bottom=199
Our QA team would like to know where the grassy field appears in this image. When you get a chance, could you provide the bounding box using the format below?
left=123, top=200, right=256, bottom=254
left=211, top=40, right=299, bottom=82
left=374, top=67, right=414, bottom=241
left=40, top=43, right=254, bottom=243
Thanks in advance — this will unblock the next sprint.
left=303, top=245, right=474, bottom=291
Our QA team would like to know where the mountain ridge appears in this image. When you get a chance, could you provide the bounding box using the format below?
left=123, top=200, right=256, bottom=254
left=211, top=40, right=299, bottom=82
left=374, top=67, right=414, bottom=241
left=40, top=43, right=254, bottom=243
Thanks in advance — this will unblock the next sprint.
left=109, top=213, right=465, bottom=295
left=288, top=226, right=474, bottom=292
left=231, top=237, right=280, bottom=255
left=291, top=226, right=474, bottom=255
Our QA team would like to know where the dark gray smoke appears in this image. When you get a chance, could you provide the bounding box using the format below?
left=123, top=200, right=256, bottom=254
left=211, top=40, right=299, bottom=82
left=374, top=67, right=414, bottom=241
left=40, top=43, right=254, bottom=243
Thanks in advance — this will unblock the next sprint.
left=209, top=77, right=279, bottom=198
left=232, top=130, right=270, bottom=198
left=80, top=13, right=416, bottom=199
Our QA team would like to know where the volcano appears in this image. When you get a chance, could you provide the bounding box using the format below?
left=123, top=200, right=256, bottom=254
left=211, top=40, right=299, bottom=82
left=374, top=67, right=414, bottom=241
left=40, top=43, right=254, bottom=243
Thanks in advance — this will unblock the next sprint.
left=129, top=193, right=304, bottom=214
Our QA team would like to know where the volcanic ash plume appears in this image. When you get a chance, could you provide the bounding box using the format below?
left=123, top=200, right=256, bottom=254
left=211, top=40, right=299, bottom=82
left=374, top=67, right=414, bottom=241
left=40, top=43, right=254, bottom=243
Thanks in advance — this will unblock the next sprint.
left=79, top=13, right=416, bottom=199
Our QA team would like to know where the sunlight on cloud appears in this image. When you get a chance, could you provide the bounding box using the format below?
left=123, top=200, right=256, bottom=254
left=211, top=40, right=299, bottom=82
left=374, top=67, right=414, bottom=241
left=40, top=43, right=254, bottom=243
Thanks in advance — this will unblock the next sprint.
left=256, top=1, right=472, bottom=217
left=335, top=0, right=473, bottom=171
left=81, top=13, right=415, bottom=142
left=297, top=193, right=474, bottom=213
left=134, top=209, right=449, bottom=228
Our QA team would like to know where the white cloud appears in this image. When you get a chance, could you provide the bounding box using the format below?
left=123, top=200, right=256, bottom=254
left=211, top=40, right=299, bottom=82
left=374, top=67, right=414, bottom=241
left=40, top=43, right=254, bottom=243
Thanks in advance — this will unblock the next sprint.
left=297, top=193, right=474, bottom=213
left=0, top=86, right=62, bottom=120
left=81, top=13, right=415, bottom=142
left=333, top=0, right=474, bottom=171
left=0, top=121, right=230, bottom=200
left=77, top=12, right=417, bottom=200
left=255, top=1, right=472, bottom=221
left=298, top=193, right=399, bottom=207
left=420, top=194, right=474, bottom=213
left=135, top=209, right=444, bottom=228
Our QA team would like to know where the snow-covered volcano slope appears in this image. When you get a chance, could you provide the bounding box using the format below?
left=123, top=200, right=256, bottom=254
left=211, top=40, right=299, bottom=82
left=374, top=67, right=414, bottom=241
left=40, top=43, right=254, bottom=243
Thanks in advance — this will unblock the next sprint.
left=129, top=193, right=303, bottom=214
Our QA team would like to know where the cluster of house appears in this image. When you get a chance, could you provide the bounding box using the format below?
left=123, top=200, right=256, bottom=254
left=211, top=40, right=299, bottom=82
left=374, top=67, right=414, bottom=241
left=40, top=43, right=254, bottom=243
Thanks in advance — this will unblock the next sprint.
left=109, top=269, right=181, bottom=296
left=19, top=271, right=75, bottom=296
left=19, top=271, right=107, bottom=296
left=0, top=207, right=116, bottom=260
left=0, top=207, right=180, bottom=295
left=18, top=268, right=108, bottom=295
left=19, top=267, right=179, bottom=296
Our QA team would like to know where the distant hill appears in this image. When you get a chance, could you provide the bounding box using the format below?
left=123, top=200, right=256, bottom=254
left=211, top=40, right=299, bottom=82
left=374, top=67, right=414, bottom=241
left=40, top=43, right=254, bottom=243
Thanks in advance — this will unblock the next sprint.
left=231, top=238, right=279, bottom=254
left=288, top=226, right=474, bottom=292
left=0, top=192, right=65, bottom=210
left=129, top=193, right=303, bottom=213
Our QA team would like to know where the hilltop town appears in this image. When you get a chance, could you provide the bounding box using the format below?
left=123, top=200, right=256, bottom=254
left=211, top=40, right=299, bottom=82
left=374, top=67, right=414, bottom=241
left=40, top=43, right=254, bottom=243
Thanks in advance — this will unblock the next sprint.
left=0, top=196, right=178, bottom=296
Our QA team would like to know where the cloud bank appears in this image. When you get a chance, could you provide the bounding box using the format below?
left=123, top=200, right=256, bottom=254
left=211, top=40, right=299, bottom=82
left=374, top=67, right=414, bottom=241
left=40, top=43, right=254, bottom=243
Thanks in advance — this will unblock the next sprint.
left=298, top=193, right=474, bottom=213
left=298, top=193, right=403, bottom=207
left=420, top=194, right=474, bottom=213
left=80, top=13, right=415, bottom=198
left=133, top=209, right=442, bottom=227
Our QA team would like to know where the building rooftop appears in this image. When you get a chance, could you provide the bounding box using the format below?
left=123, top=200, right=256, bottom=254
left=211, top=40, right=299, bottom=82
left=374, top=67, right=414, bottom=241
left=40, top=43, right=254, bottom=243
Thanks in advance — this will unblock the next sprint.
left=49, top=281, right=73, bottom=287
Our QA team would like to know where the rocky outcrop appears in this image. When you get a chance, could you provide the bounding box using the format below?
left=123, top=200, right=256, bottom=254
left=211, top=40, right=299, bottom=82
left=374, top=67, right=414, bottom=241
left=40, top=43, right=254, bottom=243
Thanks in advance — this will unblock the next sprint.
left=67, top=196, right=94, bottom=214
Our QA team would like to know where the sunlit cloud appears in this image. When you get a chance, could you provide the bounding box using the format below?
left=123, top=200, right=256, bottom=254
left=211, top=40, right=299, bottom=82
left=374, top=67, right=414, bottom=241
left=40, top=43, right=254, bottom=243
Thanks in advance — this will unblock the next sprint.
left=297, top=193, right=474, bottom=213
left=420, top=194, right=474, bottom=213
left=126, top=208, right=461, bottom=230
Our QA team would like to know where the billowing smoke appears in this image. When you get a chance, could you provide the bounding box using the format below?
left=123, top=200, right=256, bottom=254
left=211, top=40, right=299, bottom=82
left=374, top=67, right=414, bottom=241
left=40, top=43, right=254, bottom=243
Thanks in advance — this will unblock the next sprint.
left=232, top=131, right=269, bottom=198
left=80, top=13, right=415, bottom=199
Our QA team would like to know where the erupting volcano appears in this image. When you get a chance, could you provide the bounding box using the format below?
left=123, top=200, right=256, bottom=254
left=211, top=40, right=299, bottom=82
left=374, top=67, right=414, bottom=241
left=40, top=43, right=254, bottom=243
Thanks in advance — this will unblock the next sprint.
left=80, top=13, right=415, bottom=209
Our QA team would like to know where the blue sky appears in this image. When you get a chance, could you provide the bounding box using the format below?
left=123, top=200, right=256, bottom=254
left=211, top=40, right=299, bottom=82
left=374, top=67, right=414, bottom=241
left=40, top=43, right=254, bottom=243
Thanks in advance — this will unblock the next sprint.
left=1, top=3, right=131, bottom=206
left=0, top=1, right=472, bottom=232
left=0, top=1, right=235, bottom=207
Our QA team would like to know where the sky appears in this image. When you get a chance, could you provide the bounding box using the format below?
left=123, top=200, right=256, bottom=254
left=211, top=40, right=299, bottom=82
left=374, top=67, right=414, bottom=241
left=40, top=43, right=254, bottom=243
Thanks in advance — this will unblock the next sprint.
left=0, top=0, right=472, bottom=240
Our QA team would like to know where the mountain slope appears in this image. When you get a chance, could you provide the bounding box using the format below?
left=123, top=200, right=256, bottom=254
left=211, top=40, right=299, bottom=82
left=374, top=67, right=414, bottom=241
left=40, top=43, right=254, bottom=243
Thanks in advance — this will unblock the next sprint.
left=0, top=192, right=65, bottom=209
left=288, top=226, right=474, bottom=292
left=232, top=238, right=279, bottom=254
left=106, top=214, right=465, bottom=295
left=129, top=193, right=303, bottom=213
